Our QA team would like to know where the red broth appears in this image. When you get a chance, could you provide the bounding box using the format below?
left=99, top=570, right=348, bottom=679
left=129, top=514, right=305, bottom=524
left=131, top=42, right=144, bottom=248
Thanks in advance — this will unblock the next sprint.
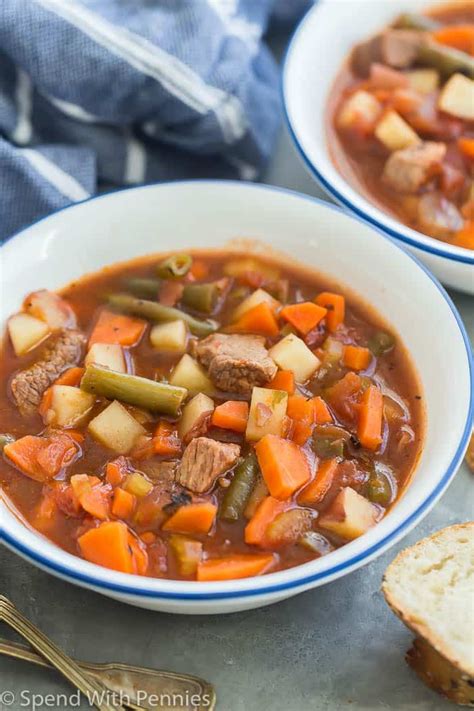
left=0, top=251, right=424, bottom=581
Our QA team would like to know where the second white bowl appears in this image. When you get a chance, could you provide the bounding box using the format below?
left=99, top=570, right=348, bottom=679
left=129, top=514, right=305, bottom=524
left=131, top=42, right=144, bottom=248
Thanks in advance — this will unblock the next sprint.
left=283, top=0, right=474, bottom=294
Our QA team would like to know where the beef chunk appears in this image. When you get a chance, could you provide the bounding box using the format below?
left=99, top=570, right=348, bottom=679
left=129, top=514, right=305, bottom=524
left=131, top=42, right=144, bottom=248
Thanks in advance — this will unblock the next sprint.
left=352, top=30, right=423, bottom=76
left=417, top=192, right=464, bottom=238
left=176, top=437, right=240, bottom=493
left=193, top=333, right=277, bottom=394
left=380, top=30, right=423, bottom=68
left=382, top=141, right=446, bottom=193
left=141, top=459, right=178, bottom=483
left=10, top=329, right=86, bottom=417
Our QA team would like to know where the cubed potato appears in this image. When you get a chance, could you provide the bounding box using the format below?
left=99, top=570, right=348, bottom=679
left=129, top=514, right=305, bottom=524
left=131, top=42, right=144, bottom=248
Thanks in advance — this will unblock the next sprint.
left=150, top=320, right=187, bottom=353
left=337, top=90, right=382, bottom=130
left=88, top=400, right=145, bottom=454
left=8, top=313, right=50, bottom=356
left=246, top=387, right=288, bottom=442
left=438, top=73, right=474, bottom=120
left=375, top=110, right=420, bottom=151
left=265, top=508, right=314, bottom=548
left=406, top=69, right=439, bottom=94
left=223, top=258, right=280, bottom=282
left=23, top=289, right=75, bottom=329
left=269, top=334, right=320, bottom=383
left=319, top=487, right=380, bottom=540
left=178, top=393, right=215, bottom=440
left=169, top=354, right=215, bottom=396
left=85, top=343, right=126, bottom=373
left=50, top=385, right=95, bottom=427
left=233, top=288, right=279, bottom=321
left=123, top=472, right=153, bottom=497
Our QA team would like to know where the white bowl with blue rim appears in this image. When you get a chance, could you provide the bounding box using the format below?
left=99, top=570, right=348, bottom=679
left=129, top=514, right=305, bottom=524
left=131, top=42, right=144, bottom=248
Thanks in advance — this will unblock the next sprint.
left=283, top=0, right=474, bottom=295
left=0, top=180, right=472, bottom=613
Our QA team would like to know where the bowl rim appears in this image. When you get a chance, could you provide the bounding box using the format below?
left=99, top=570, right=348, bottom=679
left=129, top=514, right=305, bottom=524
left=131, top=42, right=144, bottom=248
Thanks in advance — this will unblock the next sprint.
left=282, top=0, right=474, bottom=267
left=0, top=179, right=472, bottom=601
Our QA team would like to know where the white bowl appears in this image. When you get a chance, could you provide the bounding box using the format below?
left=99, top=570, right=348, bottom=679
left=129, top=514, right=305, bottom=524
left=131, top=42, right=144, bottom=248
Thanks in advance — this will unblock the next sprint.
left=0, top=181, right=472, bottom=614
left=283, top=0, right=474, bottom=294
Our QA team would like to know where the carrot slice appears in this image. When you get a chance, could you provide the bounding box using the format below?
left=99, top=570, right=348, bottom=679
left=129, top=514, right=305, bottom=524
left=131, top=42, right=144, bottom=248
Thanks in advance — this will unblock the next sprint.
left=458, top=137, right=474, bottom=161
left=211, top=400, right=249, bottom=433
left=297, top=458, right=339, bottom=505
left=291, top=421, right=313, bottom=446
left=230, top=302, right=279, bottom=337
left=343, top=345, right=371, bottom=371
left=287, top=395, right=314, bottom=424
left=4, top=434, right=77, bottom=482
left=280, top=302, right=327, bottom=336
left=311, top=396, right=332, bottom=424
left=78, top=521, right=135, bottom=573
left=127, top=532, right=149, bottom=575
left=162, top=502, right=217, bottom=534
left=358, top=385, right=383, bottom=450
left=153, top=420, right=182, bottom=456
left=431, top=25, right=474, bottom=55
left=197, top=553, right=276, bottom=581
left=70, top=474, right=111, bottom=520
left=244, top=496, right=289, bottom=546
left=112, top=487, right=136, bottom=519
left=255, top=434, right=311, bottom=500
left=267, top=370, right=295, bottom=394
left=105, top=457, right=128, bottom=486
left=88, top=309, right=146, bottom=347
left=315, top=292, right=345, bottom=332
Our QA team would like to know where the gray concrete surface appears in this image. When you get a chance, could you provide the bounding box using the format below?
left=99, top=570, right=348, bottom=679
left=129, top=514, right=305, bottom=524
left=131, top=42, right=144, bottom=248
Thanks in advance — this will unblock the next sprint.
left=1, top=120, right=473, bottom=711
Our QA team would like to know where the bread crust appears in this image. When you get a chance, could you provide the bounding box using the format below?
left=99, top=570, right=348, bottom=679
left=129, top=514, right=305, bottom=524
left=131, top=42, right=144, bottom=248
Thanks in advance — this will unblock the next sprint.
left=407, top=637, right=474, bottom=707
left=382, top=523, right=474, bottom=678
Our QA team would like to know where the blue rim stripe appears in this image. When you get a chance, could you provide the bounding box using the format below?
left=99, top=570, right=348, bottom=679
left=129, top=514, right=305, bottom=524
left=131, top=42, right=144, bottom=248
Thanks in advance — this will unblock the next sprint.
left=281, top=2, right=474, bottom=267
left=1, top=180, right=473, bottom=601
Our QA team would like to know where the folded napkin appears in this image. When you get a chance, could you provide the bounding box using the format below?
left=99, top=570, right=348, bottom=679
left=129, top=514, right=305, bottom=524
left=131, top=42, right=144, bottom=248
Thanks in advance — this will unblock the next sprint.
left=0, top=0, right=310, bottom=243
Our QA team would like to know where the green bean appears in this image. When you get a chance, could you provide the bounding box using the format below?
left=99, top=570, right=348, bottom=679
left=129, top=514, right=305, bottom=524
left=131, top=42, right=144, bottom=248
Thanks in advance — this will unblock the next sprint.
left=368, top=331, right=395, bottom=356
left=393, top=13, right=439, bottom=31
left=124, top=277, right=162, bottom=299
left=418, top=41, right=474, bottom=78
left=220, top=452, right=259, bottom=521
left=106, top=293, right=218, bottom=336
left=0, top=434, right=15, bottom=453
left=312, top=425, right=350, bottom=459
left=312, top=436, right=345, bottom=459
left=80, top=364, right=187, bottom=416
left=156, top=254, right=192, bottom=279
left=182, top=280, right=225, bottom=314
left=243, top=474, right=268, bottom=519
left=367, top=467, right=393, bottom=506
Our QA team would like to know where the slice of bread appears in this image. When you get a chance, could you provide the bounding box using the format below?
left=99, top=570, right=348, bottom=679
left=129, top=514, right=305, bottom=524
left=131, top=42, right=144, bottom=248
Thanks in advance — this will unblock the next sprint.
left=382, top=523, right=474, bottom=706
left=466, top=433, right=474, bottom=473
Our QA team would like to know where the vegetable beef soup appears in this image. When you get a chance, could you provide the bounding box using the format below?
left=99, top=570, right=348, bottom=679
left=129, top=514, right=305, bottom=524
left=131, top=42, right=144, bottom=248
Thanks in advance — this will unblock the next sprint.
left=0, top=252, right=424, bottom=581
left=329, top=3, right=474, bottom=249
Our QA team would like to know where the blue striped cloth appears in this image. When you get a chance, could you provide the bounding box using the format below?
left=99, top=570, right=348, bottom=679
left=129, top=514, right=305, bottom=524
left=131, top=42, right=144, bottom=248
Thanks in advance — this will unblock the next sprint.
left=0, top=0, right=310, bottom=242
